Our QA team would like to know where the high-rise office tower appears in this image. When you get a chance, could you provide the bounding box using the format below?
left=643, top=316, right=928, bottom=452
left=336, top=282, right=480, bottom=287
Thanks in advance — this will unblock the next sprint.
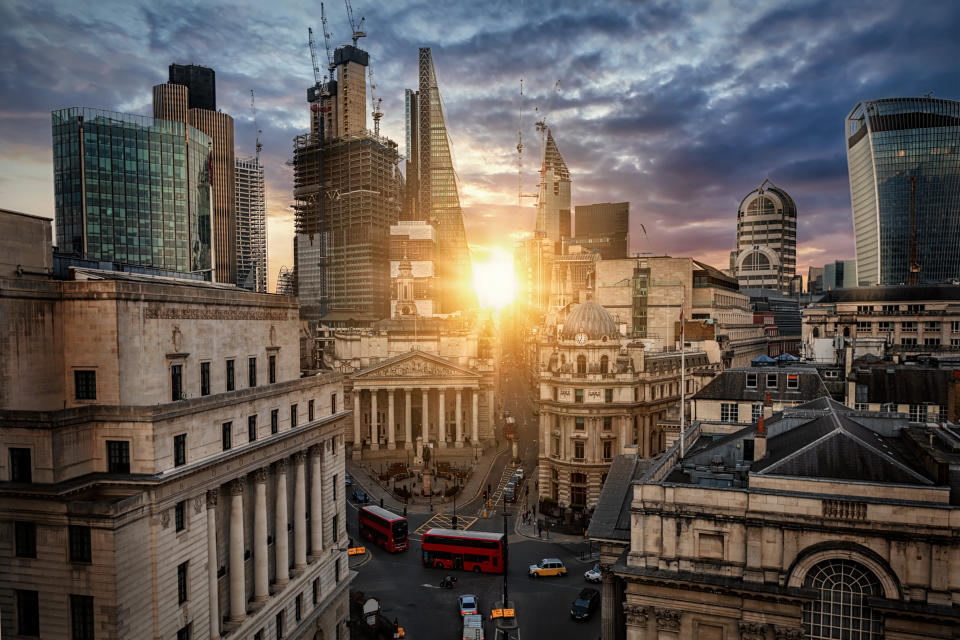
left=168, top=63, right=216, bottom=111
left=732, top=179, right=797, bottom=292
left=571, top=202, right=630, bottom=259
left=154, top=65, right=236, bottom=284
left=51, top=107, right=212, bottom=275
left=235, top=156, right=267, bottom=292
left=294, top=43, right=401, bottom=319
left=514, top=231, right=555, bottom=315
left=402, top=88, right=420, bottom=221
left=846, top=97, right=960, bottom=286
left=390, top=221, right=438, bottom=317
left=534, top=129, right=572, bottom=253
left=406, top=47, right=474, bottom=312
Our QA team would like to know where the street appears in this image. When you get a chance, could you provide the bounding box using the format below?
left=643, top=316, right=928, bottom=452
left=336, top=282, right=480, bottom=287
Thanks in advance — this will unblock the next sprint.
left=347, top=360, right=601, bottom=639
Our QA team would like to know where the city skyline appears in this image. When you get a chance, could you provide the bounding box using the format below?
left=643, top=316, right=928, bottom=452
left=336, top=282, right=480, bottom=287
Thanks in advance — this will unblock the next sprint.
left=2, top=0, right=959, bottom=291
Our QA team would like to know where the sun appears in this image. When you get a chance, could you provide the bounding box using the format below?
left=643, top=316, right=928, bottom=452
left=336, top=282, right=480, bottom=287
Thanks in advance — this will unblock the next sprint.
left=472, top=247, right=516, bottom=310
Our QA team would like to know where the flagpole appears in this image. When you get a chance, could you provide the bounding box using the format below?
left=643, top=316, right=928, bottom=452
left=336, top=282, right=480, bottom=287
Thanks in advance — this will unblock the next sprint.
left=680, top=288, right=685, bottom=459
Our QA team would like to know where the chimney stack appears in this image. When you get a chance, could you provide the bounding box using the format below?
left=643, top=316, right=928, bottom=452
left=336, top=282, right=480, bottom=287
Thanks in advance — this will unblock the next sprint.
left=754, top=415, right=767, bottom=461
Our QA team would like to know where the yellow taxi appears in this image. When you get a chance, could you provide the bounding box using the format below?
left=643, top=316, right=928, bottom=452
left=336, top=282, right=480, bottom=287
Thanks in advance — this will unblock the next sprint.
left=528, top=557, right=567, bottom=577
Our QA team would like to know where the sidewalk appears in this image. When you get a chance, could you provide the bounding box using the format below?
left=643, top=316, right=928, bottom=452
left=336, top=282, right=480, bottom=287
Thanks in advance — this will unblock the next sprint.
left=346, top=443, right=510, bottom=516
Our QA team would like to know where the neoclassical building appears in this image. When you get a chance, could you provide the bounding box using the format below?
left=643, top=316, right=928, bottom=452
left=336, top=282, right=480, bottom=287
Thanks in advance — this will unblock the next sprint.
left=536, top=300, right=713, bottom=512
left=0, top=210, right=351, bottom=640
left=732, top=179, right=797, bottom=293
left=588, top=397, right=960, bottom=640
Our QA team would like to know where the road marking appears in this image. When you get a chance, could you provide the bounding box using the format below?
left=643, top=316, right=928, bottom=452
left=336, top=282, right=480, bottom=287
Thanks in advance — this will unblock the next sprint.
left=412, top=513, right=480, bottom=536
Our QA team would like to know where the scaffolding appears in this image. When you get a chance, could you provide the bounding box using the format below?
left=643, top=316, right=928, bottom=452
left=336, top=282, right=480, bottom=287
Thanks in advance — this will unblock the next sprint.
left=293, top=127, right=400, bottom=319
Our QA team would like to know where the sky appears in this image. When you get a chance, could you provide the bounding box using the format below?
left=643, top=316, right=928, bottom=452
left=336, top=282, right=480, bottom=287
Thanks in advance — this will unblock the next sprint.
left=2, top=0, right=959, bottom=292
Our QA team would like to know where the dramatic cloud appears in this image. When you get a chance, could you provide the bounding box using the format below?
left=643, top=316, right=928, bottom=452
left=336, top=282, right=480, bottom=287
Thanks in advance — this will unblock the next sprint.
left=1, top=0, right=958, bottom=289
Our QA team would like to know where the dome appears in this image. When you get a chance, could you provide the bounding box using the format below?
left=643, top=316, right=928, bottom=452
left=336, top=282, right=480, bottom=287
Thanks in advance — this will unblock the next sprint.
left=560, top=300, right=620, bottom=341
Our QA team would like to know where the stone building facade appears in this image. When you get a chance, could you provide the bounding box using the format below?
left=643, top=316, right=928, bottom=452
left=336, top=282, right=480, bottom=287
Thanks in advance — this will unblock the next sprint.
left=588, top=397, right=960, bottom=640
left=0, top=210, right=352, bottom=639
left=536, top=301, right=714, bottom=511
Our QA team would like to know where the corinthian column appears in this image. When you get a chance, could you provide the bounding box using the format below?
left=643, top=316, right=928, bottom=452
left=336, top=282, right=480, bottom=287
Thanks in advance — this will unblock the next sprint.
left=404, top=389, right=413, bottom=448
left=455, top=388, right=463, bottom=447
left=206, top=489, right=220, bottom=639
left=293, top=451, right=307, bottom=571
left=353, top=391, right=361, bottom=450
left=228, top=479, right=246, bottom=622
left=472, top=389, right=479, bottom=443
left=310, top=445, right=323, bottom=557
left=438, top=389, right=447, bottom=447
left=253, top=469, right=269, bottom=602
left=387, top=389, right=396, bottom=449
left=274, top=459, right=289, bottom=586
left=370, top=389, right=379, bottom=450
left=422, top=389, right=429, bottom=442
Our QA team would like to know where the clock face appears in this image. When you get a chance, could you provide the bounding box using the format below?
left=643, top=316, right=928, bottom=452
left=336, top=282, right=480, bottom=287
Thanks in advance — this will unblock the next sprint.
left=575, top=332, right=587, bottom=345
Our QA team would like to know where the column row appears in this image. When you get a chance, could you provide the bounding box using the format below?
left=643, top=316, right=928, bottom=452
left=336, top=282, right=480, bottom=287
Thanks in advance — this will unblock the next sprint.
left=205, top=444, right=329, bottom=636
left=351, top=387, right=482, bottom=449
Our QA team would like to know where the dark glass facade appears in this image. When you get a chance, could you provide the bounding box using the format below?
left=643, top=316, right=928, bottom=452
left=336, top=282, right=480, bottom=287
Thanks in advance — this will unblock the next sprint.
left=52, top=107, right=212, bottom=276
left=846, top=98, right=960, bottom=285
left=168, top=64, right=216, bottom=111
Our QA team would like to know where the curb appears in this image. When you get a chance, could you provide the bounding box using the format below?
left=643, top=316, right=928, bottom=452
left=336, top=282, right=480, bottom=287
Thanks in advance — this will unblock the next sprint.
left=348, top=549, right=372, bottom=569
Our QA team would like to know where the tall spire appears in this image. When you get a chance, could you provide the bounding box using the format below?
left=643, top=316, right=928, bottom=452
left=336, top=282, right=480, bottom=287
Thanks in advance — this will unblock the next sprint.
left=535, top=128, right=572, bottom=253
left=417, top=47, right=474, bottom=311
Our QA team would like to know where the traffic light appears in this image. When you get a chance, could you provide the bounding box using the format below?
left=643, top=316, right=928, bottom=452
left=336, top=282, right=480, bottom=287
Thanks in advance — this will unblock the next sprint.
left=483, top=490, right=488, bottom=502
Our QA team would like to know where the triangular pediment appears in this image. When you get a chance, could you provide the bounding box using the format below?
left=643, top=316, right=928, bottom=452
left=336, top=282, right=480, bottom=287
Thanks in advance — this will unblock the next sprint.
left=350, top=351, right=480, bottom=381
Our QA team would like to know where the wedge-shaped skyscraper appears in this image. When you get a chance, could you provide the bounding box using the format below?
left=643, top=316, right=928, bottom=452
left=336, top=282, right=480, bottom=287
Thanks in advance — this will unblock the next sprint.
left=535, top=129, right=572, bottom=253
left=405, top=48, right=474, bottom=312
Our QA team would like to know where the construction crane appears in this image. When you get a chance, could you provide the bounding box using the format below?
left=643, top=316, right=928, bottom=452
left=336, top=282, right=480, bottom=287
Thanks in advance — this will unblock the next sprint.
left=307, top=27, right=322, bottom=86
left=344, top=0, right=366, bottom=46
left=534, top=80, right=561, bottom=157
left=250, top=89, right=263, bottom=160
left=517, top=78, right=537, bottom=219
left=369, top=66, right=383, bottom=137
left=320, top=2, right=334, bottom=74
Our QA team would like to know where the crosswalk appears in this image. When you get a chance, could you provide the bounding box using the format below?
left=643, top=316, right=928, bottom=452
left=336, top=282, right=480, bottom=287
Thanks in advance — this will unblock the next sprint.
left=411, top=512, right=480, bottom=538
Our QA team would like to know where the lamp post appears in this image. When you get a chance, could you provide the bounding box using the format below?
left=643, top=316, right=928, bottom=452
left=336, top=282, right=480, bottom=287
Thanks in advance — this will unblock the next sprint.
left=502, top=507, right=511, bottom=608
left=452, top=493, right=458, bottom=530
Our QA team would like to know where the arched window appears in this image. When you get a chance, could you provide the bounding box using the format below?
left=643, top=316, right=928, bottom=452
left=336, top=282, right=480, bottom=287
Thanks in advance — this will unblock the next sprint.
left=600, top=355, right=609, bottom=374
left=576, top=355, right=587, bottom=374
left=803, top=559, right=883, bottom=639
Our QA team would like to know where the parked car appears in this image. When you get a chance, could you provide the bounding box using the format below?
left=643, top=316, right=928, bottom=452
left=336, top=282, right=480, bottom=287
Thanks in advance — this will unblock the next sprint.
left=570, top=588, right=600, bottom=620
left=461, top=613, right=484, bottom=640
left=584, top=564, right=601, bottom=583
left=345, top=472, right=353, bottom=486
left=458, top=594, right=478, bottom=616
left=503, top=482, right=515, bottom=502
left=528, top=558, right=567, bottom=578
left=514, top=468, right=524, bottom=480
left=352, top=489, right=369, bottom=503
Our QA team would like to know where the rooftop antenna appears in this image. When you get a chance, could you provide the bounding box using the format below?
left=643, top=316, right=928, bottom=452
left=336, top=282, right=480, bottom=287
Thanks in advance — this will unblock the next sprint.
left=344, top=0, right=366, bottom=46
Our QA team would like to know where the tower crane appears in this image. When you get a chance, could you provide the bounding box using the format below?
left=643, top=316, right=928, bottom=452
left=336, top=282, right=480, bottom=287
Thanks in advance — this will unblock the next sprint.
left=535, top=80, right=561, bottom=156
left=517, top=78, right=537, bottom=218
left=369, top=66, right=383, bottom=137
left=320, top=2, right=334, bottom=74
left=250, top=89, right=262, bottom=160
left=344, top=0, right=366, bottom=46
left=307, top=27, right=322, bottom=86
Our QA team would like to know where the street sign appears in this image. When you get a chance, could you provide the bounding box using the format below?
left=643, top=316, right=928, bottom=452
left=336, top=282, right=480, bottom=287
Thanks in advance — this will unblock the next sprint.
left=503, top=608, right=515, bottom=618
left=348, top=546, right=366, bottom=555
left=491, top=609, right=503, bottom=618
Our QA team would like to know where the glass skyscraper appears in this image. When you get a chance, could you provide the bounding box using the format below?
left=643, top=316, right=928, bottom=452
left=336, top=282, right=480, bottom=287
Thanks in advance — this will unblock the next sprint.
left=52, top=107, right=212, bottom=276
left=846, top=97, right=960, bottom=286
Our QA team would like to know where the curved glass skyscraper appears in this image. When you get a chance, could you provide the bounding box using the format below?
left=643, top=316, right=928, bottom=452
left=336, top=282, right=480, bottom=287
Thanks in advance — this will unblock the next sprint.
left=846, top=97, right=960, bottom=286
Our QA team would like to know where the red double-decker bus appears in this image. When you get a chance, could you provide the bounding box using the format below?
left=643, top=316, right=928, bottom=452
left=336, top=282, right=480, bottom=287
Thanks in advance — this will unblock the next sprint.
left=358, top=505, right=408, bottom=552
left=421, top=528, right=505, bottom=574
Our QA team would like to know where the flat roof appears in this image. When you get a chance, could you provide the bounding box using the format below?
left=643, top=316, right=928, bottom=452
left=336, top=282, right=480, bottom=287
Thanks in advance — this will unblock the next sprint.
left=360, top=505, right=404, bottom=521
left=424, top=528, right=504, bottom=541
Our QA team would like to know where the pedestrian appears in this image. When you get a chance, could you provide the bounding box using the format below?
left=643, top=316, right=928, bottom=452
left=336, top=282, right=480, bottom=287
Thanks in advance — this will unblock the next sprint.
left=532, top=504, right=536, bottom=518
left=536, top=521, right=541, bottom=537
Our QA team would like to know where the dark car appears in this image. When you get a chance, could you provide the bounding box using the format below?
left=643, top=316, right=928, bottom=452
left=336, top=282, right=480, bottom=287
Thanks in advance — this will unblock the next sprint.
left=352, top=489, right=369, bottom=503
left=570, top=588, right=600, bottom=621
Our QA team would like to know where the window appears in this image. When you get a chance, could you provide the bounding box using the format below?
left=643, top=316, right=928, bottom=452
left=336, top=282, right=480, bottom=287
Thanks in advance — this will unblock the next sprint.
left=174, top=434, right=186, bottom=467
left=332, top=514, right=338, bottom=542
left=69, top=525, right=91, bottom=563
left=200, top=362, right=210, bottom=396
left=106, top=440, right=130, bottom=473
left=308, top=399, right=315, bottom=422
left=952, top=321, right=960, bottom=333
left=269, top=354, right=277, bottom=384
left=175, top=501, right=186, bottom=532
left=171, top=363, right=183, bottom=401
left=906, top=304, right=924, bottom=313
left=15, top=521, right=37, bottom=558
left=17, top=589, right=40, bottom=636
left=335, top=557, right=341, bottom=582
left=70, top=594, right=94, bottom=640
left=603, top=416, right=612, bottom=430
left=575, top=417, right=585, bottom=430
left=226, top=359, right=235, bottom=391
left=552, top=436, right=560, bottom=456
left=787, top=373, right=799, bottom=390
left=603, top=440, right=612, bottom=460
left=856, top=305, right=872, bottom=313
left=901, top=337, right=918, bottom=346
left=255, top=630, right=263, bottom=640
left=275, top=610, right=285, bottom=639
left=313, top=578, right=319, bottom=605
left=952, top=338, right=960, bottom=347
left=604, top=388, right=613, bottom=403
left=802, top=559, right=881, bottom=640
left=721, top=403, right=738, bottom=422
left=222, top=422, right=232, bottom=450
left=882, top=304, right=899, bottom=313
left=909, top=405, right=924, bottom=422
left=331, top=437, right=337, bottom=456
left=575, top=389, right=584, bottom=404
left=752, top=404, right=762, bottom=423
left=901, top=321, right=917, bottom=332
left=331, top=393, right=337, bottom=414
left=878, top=321, right=892, bottom=332
left=855, top=403, right=868, bottom=411
left=291, top=404, right=298, bottom=428
left=745, top=372, right=757, bottom=388
left=271, top=409, right=279, bottom=434
left=74, top=370, right=96, bottom=400
left=600, top=355, right=609, bottom=374
left=856, top=321, right=872, bottom=332
left=248, top=357, right=257, bottom=387
left=295, top=593, right=302, bottom=621
left=576, top=355, right=586, bottom=374
left=766, top=373, right=777, bottom=389
left=177, top=625, right=192, bottom=640
left=10, top=447, right=31, bottom=482
left=177, top=561, right=188, bottom=604
left=925, top=321, right=941, bottom=332
left=332, top=474, right=337, bottom=501
left=248, top=415, right=258, bottom=442
left=553, top=387, right=558, bottom=401
left=574, top=440, right=584, bottom=460
left=924, top=337, right=941, bottom=346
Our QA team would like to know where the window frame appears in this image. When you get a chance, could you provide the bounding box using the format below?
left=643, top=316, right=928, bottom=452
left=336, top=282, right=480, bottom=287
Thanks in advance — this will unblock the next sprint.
left=177, top=561, right=188, bottom=605
left=765, top=373, right=778, bottom=389
left=222, top=422, right=232, bottom=451
left=269, top=354, right=277, bottom=384
left=171, top=363, right=183, bottom=401
left=248, top=415, right=258, bottom=442
left=174, top=433, right=187, bottom=467
left=106, top=440, right=130, bottom=474
left=271, top=409, right=279, bottom=434
left=17, top=589, right=40, bottom=637
left=721, top=403, right=739, bottom=422
left=226, top=359, right=235, bottom=392
left=175, top=500, right=186, bottom=532
left=248, top=356, right=257, bottom=387
left=15, top=521, right=37, bottom=558
left=10, top=447, right=32, bottom=483
left=745, top=372, right=757, bottom=389
left=74, top=369, right=97, bottom=400
left=291, top=403, right=298, bottom=428
left=200, top=361, right=211, bottom=396
left=69, top=525, right=92, bottom=564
